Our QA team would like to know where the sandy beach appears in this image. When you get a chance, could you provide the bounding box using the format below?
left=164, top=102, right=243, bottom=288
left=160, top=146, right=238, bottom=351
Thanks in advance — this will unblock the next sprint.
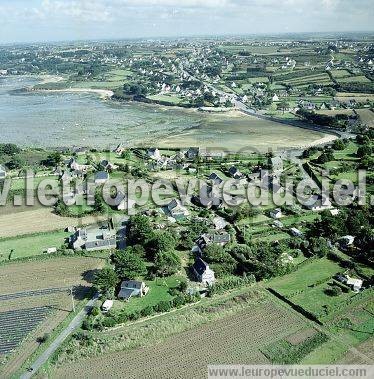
left=34, top=86, right=114, bottom=99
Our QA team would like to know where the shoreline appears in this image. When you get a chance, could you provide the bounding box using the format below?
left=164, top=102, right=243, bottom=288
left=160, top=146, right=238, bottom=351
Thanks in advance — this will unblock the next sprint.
left=32, top=87, right=114, bottom=99
left=15, top=75, right=345, bottom=153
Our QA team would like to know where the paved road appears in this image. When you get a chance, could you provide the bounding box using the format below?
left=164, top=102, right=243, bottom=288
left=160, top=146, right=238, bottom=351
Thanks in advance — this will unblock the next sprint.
left=20, top=293, right=99, bottom=379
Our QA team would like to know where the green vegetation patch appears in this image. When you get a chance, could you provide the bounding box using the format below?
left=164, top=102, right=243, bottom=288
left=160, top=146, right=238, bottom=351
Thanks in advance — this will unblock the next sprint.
left=262, top=331, right=329, bottom=364
left=0, top=230, right=69, bottom=261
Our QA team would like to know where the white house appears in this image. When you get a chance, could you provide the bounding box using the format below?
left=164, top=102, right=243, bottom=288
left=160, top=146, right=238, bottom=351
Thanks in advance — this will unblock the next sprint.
left=192, top=257, right=215, bottom=286
left=338, top=275, right=363, bottom=293
left=147, top=148, right=161, bottom=160
left=290, top=227, right=303, bottom=237
left=272, top=94, right=279, bottom=102
left=101, top=299, right=113, bottom=313
left=270, top=208, right=282, bottom=219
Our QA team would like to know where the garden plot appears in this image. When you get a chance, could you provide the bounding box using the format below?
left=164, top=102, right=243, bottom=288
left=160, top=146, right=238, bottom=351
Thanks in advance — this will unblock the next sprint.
left=0, top=306, right=50, bottom=355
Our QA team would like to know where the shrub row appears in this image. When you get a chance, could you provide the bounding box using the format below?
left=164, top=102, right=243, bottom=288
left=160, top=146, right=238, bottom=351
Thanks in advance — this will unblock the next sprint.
left=209, top=274, right=256, bottom=295
left=98, top=293, right=200, bottom=329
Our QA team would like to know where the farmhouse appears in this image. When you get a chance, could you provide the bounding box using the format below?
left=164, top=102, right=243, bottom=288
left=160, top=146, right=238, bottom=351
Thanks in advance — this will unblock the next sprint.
left=118, top=280, right=149, bottom=300
left=147, top=148, right=161, bottom=160
left=100, top=159, right=116, bottom=171
left=208, top=172, right=224, bottom=185
left=339, top=235, right=355, bottom=249
left=195, top=232, right=231, bottom=254
left=303, top=194, right=332, bottom=212
left=69, top=222, right=117, bottom=251
left=337, top=275, right=363, bottom=293
left=186, top=147, right=200, bottom=160
left=290, top=227, right=303, bottom=237
left=192, top=257, right=215, bottom=286
left=192, top=184, right=222, bottom=209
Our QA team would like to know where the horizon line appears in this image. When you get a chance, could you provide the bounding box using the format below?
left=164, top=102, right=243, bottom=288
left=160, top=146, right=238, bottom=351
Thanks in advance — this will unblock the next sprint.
left=1, top=30, right=374, bottom=46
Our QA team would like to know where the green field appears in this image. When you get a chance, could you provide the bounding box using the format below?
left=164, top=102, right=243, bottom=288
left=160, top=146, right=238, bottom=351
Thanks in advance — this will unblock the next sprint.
left=0, top=230, right=69, bottom=261
left=336, top=76, right=371, bottom=84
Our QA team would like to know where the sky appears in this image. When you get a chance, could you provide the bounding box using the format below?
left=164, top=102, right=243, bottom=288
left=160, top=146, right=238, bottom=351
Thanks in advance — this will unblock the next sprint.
left=0, top=0, right=373, bottom=43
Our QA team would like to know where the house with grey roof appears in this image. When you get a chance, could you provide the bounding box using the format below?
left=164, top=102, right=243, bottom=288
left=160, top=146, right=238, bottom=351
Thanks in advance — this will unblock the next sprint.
left=192, top=257, right=215, bottom=286
left=94, top=171, right=109, bottom=185
left=69, top=222, right=117, bottom=251
left=165, top=199, right=189, bottom=220
left=228, top=166, right=242, bottom=179
left=118, top=280, right=149, bottom=301
left=208, top=172, right=224, bottom=185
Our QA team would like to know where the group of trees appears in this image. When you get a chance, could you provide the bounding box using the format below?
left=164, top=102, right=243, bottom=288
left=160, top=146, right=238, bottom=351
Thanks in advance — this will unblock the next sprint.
left=296, top=108, right=349, bottom=128
left=93, top=215, right=183, bottom=297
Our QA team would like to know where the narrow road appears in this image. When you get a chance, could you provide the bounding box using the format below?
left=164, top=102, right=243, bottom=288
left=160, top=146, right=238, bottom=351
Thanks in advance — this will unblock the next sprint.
left=20, top=293, right=99, bottom=379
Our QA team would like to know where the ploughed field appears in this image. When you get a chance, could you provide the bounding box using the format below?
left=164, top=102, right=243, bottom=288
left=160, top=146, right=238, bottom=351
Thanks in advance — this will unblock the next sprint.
left=0, top=256, right=104, bottom=378
left=53, top=298, right=312, bottom=379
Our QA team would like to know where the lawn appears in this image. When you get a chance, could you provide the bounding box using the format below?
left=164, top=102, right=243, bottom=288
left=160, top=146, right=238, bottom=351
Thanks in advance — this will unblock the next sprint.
left=147, top=94, right=183, bottom=105
left=112, top=275, right=184, bottom=314
left=269, top=258, right=341, bottom=297
left=0, top=230, right=69, bottom=261
left=10, top=176, right=59, bottom=191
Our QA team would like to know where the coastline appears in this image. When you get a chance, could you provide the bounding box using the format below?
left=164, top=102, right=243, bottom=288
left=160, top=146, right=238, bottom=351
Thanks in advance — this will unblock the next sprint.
left=21, top=76, right=344, bottom=152
left=32, top=87, right=114, bottom=99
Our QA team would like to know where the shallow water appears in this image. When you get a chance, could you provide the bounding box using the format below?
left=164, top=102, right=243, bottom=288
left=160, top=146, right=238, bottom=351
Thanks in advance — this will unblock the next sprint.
left=0, top=76, right=325, bottom=152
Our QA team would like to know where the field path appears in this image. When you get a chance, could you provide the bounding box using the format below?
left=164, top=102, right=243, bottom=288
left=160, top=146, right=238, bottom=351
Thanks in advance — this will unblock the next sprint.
left=20, top=293, right=99, bottom=379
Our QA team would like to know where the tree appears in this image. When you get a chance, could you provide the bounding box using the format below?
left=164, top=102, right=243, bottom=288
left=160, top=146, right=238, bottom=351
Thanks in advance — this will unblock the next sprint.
left=325, top=286, right=342, bottom=296
left=147, top=231, right=177, bottom=260
left=203, top=245, right=237, bottom=277
left=317, top=149, right=334, bottom=164
left=0, top=143, right=21, bottom=156
left=277, top=100, right=289, bottom=114
left=332, top=139, right=345, bottom=151
left=93, top=267, right=119, bottom=295
left=43, top=152, right=62, bottom=167
left=309, top=237, right=330, bottom=257
left=127, top=215, right=154, bottom=246
left=112, top=249, right=147, bottom=279
left=6, top=156, right=24, bottom=170
left=357, top=144, right=372, bottom=158
left=154, top=251, right=181, bottom=277
left=94, top=190, right=106, bottom=213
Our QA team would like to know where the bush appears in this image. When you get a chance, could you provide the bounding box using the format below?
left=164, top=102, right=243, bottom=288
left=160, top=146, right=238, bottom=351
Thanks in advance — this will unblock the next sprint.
left=325, top=285, right=342, bottom=297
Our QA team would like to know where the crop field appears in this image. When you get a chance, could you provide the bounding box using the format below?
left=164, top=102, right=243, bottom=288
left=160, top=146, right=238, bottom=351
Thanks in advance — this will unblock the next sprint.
left=278, top=73, right=333, bottom=87
left=0, top=208, right=106, bottom=238
left=330, top=69, right=352, bottom=79
left=336, top=75, right=371, bottom=84
left=0, top=256, right=104, bottom=377
left=0, top=306, right=51, bottom=355
left=52, top=298, right=313, bottom=378
left=268, top=258, right=374, bottom=323
left=335, top=92, right=374, bottom=102
left=356, top=109, right=374, bottom=128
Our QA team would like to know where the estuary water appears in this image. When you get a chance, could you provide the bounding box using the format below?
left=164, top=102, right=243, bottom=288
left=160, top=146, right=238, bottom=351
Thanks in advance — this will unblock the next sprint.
left=0, top=76, right=327, bottom=152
